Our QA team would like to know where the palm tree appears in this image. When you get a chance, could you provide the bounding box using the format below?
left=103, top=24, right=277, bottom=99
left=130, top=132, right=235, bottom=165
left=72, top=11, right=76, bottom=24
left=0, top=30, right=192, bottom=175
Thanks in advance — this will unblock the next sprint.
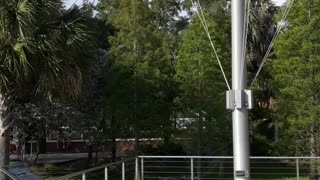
left=0, top=0, right=94, bottom=171
left=246, top=0, right=278, bottom=143
left=247, top=0, right=277, bottom=72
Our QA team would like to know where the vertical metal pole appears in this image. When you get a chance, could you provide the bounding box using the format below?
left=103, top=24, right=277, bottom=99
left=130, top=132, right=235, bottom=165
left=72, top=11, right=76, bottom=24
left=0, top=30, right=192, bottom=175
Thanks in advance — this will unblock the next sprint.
left=191, top=158, right=194, bottom=180
left=82, top=173, right=86, bottom=180
left=232, top=0, right=250, bottom=179
left=141, top=158, right=144, bottom=180
left=105, top=167, right=108, bottom=180
left=135, top=158, right=139, bottom=180
left=296, top=159, right=300, bottom=180
left=122, top=161, right=125, bottom=180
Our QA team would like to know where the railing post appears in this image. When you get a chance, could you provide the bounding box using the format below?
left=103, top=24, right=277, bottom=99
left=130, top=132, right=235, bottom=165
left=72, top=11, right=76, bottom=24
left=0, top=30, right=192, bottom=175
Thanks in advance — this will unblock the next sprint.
left=105, top=167, right=108, bottom=180
left=296, top=158, right=300, bottom=180
left=191, top=158, right=194, bottom=180
left=122, top=161, right=125, bottom=180
left=141, top=158, right=144, bottom=180
left=82, top=173, right=86, bottom=180
left=135, top=158, right=139, bottom=180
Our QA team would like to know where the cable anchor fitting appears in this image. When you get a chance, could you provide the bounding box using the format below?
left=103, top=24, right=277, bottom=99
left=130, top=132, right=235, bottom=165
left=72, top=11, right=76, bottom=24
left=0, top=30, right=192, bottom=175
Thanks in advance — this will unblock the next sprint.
left=226, top=90, right=253, bottom=110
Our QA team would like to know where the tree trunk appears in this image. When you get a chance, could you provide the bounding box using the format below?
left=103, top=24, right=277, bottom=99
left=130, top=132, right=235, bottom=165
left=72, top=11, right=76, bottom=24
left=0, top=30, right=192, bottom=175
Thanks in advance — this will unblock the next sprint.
left=111, top=137, right=116, bottom=162
left=163, top=123, right=171, bottom=145
left=274, top=120, right=278, bottom=141
left=309, top=125, right=318, bottom=180
left=111, top=115, right=116, bottom=162
left=134, top=129, right=139, bottom=153
left=88, top=145, right=93, bottom=160
left=0, top=89, right=13, bottom=180
left=197, top=112, right=203, bottom=179
left=39, top=138, right=46, bottom=154
left=0, top=129, right=10, bottom=180
left=197, top=60, right=203, bottom=179
left=318, top=158, right=320, bottom=180
left=33, top=139, right=40, bottom=164
left=87, top=145, right=93, bottom=168
left=39, top=128, right=47, bottom=153
left=163, top=112, right=173, bottom=145
left=94, top=150, right=98, bottom=166
left=174, top=112, right=177, bottom=131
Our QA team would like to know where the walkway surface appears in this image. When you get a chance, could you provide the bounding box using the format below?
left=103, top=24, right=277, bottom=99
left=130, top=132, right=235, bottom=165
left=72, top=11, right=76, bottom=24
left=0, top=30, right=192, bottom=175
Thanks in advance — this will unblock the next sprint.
left=10, top=153, right=89, bottom=164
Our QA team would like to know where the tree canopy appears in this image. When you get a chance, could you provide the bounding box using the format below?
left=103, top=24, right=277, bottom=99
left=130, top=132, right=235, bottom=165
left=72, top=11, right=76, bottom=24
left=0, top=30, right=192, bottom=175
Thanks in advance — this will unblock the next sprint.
left=3, top=0, right=320, bottom=175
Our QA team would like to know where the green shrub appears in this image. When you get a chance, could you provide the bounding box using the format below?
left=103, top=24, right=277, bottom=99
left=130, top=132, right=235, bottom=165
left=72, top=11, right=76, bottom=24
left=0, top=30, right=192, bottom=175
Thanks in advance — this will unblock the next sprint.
left=43, top=163, right=57, bottom=172
left=250, top=135, right=274, bottom=156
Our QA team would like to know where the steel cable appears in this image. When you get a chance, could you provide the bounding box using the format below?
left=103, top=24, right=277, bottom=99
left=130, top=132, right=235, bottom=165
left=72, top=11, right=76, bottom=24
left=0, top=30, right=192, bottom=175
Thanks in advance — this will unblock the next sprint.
left=191, top=0, right=231, bottom=90
left=250, top=0, right=295, bottom=88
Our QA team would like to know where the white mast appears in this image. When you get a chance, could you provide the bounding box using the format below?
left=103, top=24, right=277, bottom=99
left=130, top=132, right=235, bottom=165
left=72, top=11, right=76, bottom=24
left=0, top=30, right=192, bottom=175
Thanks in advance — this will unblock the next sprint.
left=227, top=0, right=253, bottom=179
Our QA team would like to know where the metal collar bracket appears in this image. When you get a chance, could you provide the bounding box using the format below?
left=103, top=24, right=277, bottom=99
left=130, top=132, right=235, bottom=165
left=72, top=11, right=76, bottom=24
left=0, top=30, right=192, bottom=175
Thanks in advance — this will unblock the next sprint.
left=226, top=90, right=254, bottom=110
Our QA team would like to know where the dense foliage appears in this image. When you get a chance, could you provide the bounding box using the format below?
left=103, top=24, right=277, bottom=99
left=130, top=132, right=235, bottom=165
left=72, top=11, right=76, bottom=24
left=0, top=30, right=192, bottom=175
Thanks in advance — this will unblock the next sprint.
left=2, top=0, right=320, bottom=176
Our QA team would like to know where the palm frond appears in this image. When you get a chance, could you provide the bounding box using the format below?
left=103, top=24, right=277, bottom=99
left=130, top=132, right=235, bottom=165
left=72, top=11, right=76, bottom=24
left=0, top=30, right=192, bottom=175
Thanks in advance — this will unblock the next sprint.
left=16, top=0, right=35, bottom=27
left=0, top=0, right=96, bottom=100
left=5, top=37, right=33, bottom=79
left=59, top=6, right=94, bottom=50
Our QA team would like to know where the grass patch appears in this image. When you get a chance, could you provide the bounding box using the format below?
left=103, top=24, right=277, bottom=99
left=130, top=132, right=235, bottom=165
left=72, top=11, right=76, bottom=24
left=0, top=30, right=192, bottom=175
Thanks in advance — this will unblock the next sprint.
left=29, top=158, right=90, bottom=179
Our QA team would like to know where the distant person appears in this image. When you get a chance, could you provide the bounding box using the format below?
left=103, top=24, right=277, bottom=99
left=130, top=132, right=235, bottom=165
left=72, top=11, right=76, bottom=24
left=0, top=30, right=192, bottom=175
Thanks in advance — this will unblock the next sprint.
left=66, top=129, right=72, bottom=149
left=57, top=129, right=65, bottom=149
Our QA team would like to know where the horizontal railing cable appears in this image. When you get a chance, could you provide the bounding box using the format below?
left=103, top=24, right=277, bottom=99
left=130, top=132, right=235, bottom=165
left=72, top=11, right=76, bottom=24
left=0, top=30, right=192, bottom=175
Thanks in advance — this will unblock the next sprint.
left=53, top=157, right=135, bottom=180
left=54, top=156, right=320, bottom=179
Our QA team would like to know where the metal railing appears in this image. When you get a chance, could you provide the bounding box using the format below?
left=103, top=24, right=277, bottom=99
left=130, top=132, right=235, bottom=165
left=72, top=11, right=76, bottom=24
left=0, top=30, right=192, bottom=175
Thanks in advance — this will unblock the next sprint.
left=140, top=156, right=320, bottom=180
left=53, top=157, right=137, bottom=180
left=53, top=156, right=320, bottom=180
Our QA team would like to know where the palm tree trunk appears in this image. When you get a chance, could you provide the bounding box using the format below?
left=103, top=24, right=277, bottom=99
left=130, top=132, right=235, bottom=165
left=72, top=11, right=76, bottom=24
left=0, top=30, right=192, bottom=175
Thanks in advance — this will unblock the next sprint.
left=0, top=89, right=13, bottom=180
left=0, top=129, right=9, bottom=180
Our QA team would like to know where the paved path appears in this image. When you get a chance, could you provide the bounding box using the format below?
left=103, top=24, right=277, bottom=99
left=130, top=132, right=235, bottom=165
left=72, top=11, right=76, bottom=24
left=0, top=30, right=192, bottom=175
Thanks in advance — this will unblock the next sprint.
left=10, top=153, right=89, bottom=164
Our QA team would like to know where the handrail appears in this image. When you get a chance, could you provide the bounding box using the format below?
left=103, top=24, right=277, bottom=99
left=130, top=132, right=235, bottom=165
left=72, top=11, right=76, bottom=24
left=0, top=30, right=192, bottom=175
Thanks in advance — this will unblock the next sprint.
left=53, top=157, right=136, bottom=180
left=53, top=156, right=320, bottom=179
left=139, top=156, right=320, bottom=159
left=139, top=156, right=233, bottom=159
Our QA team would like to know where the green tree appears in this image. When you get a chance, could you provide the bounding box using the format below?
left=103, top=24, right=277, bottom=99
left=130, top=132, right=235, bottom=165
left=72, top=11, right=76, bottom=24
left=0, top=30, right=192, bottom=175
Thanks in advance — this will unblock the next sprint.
left=246, top=0, right=278, bottom=154
left=106, top=0, right=158, bottom=150
left=175, top=2, right=232, bottom=178
left=13, top=100, right=82, bottom=164
left=175, top=0, right=231, bottom=157
left=104, top=0, right=185, bottom=152
left=0, top=0, right=93, bottom=171
left=271, top=0, right=320, bottom=177
left=75, top=49, right=108, bottom=163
